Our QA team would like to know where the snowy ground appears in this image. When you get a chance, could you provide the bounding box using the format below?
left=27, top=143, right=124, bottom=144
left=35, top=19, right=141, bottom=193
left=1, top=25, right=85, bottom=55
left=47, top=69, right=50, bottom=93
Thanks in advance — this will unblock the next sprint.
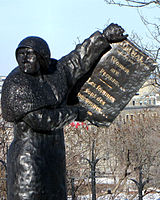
left=97, top=193, right=160, bottom=200
left=68, top=193, right=160, bottom=199
left=67, top=178, right=160, bottom=199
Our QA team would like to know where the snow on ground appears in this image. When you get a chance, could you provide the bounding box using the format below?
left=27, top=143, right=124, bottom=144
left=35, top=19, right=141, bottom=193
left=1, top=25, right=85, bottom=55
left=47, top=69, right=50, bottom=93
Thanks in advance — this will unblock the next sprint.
left=68, top=193, right=160, bottom=199
left=98, top=193, right=160, bottom=200
left=96, top=177, right=115, bottom=184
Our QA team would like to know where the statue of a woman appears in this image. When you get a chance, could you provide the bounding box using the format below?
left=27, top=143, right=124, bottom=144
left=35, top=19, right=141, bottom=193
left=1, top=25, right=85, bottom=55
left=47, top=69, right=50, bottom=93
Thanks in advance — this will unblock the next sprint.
left=1, top=23, right=127, bottom=200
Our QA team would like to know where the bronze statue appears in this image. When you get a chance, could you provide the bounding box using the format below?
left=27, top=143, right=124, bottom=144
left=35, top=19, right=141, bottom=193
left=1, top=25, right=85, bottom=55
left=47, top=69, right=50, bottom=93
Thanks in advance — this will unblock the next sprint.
left=1, top=23, right=127, bottom=200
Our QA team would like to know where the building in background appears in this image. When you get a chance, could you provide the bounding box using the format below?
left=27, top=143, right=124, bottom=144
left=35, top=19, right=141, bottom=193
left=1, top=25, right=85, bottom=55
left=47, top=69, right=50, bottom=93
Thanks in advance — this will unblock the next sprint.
left=116, top=79, right=160, bottom=123
left=127, top=79, right=160, bottom=108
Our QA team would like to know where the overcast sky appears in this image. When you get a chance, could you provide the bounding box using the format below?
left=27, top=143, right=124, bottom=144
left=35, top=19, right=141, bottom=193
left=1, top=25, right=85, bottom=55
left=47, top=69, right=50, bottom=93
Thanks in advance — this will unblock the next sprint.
left=0, top=0, right=159, bottom=76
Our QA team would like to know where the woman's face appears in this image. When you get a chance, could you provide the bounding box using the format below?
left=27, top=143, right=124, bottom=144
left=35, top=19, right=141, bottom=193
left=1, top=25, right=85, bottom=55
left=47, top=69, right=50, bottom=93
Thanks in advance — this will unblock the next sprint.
left=17, top=48, right=40, bottom=74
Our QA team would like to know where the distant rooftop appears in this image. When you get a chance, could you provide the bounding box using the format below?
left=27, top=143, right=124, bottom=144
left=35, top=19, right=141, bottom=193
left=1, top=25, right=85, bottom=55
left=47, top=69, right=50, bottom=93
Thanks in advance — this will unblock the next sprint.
left=126, top=79, right=160, bottom=108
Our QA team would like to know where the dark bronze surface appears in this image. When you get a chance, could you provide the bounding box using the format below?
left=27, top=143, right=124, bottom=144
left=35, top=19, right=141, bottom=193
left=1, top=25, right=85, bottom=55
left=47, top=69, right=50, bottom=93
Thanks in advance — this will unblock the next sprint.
left=1, top=24, right=129, bottom=199
left=78, top=39, right=157, bottom=127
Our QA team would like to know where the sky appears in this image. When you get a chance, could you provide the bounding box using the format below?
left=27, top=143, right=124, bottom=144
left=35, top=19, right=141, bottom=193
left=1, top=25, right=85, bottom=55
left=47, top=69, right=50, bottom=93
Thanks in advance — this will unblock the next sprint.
left=0, top=0, right=159, bottom=76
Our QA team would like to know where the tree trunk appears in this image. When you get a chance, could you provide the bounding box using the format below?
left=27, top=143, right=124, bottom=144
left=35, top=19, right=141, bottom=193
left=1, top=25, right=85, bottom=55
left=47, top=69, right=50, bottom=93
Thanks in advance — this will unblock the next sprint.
left=91, top=166, right=96, bottom=200
left=71, top=177, right=76, bottom=200
left=91, top=141, right=96, bottom=200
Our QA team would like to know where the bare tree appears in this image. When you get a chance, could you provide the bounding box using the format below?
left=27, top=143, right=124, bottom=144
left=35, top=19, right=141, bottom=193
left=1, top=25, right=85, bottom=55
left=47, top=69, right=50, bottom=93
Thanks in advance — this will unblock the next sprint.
left=104, top=0, right=160, bottom=8
left=64, top=107, right=160, bottom=199
left=105, top=110, right=160, bottom=199
left=64, top=122, right=109, bottom=199
left=0, top=114, right=13, bottom=200
left=104, top=0, right=160, bottom=89
left=64, top=122, right=91, bottom=198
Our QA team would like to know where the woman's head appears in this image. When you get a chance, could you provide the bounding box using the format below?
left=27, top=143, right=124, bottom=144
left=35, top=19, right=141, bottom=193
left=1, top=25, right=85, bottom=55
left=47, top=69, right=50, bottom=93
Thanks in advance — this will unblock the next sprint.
left=16, top=36, right=51, bottom=74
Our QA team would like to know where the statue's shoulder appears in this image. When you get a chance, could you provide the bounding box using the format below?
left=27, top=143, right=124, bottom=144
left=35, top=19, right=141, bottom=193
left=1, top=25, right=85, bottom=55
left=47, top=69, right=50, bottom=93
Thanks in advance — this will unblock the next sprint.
left=7, top=66, right=20, bottom=76
left=4, top=67, right=22, bottom=84
left=4, top=67, right=35, bottom=90
left=2, top=66, right=30, bottom=104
